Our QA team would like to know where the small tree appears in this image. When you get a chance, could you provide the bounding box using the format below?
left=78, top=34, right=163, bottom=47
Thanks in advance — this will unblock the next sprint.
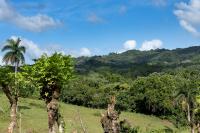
left=23, top=53, right=74, bottom=133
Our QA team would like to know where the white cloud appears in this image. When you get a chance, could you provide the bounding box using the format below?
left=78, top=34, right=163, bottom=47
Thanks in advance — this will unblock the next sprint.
left=80, top=48, right=92, bottom=57
left=0, top=56, right=3, bottom=65
left=0, top=0, right=60, bottom=32
left=174, top=0, right=200, bottom=36
left=10, top=36, right=67, bottom=60
left=118, top=40, right=137, bottom=53
left=10, top=36, right=92, bottom=58
left=123, top=40, right=137, bottom=50
left=180, top=20, right=199, bottom=35
left=87, top=13, right=104, bottom=23
left=140, top=39, right=163, bottom=51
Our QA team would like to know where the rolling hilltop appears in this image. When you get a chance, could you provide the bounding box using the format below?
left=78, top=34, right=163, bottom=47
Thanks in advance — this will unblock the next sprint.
left=76, top=46, right=200, bottom=78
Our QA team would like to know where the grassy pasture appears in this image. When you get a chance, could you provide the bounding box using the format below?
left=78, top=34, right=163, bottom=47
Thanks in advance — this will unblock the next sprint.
left=0, top=94, right=188, bottom=133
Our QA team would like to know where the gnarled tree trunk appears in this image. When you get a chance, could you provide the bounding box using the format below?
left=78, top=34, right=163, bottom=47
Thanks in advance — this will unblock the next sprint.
left=47, top=86, right=65, bottom=133
left=101, top=96, right=120, bottom=133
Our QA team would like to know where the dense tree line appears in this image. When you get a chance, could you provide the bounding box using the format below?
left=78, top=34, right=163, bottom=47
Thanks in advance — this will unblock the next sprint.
left=59, top=68, right=200, bottom=130
left=76, top=46, right=200, bottom=78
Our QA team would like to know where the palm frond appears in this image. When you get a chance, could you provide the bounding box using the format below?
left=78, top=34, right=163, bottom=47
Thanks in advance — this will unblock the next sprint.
left=1, top=37, right=26, bottom=65
left=16, top=38, right=21, bottom=46
left=18, top=46, right=26, bottom=53
left=6, top=39, right=16, bottom=46
left=1, top=45, right=13, bottom=52
left=2, top=52, right=16, bottom=65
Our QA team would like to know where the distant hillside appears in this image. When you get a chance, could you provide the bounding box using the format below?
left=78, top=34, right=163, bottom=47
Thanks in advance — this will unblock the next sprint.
left=75, top=46, right=200, bottom=78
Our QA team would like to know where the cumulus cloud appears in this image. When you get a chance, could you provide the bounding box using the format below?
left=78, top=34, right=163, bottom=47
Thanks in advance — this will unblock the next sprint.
left=80, top=48, right=92, bottom=56
left=123, top=40, right=137, bottom=50
left=118, top=40, right=137, bottom=53
left=0, top=56, right=3, bottom=65
left=0, top=0, right=60, bottom=32
left=64, top=48, right=92, bottom=57
left=87, top=13, right=104, bottom=23
left=140, top=39, right=163, bottom=51
left=10, top=36, right=92, bottom=58
left=174, top=0, right=200, bottom=36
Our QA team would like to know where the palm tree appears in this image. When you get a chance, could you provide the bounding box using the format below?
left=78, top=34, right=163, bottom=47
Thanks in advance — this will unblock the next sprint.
left=2, top=37, right=25, bottom=76
left=1, top=37, right=26, bottom=133
left=174, top=70, right=200, bottom=133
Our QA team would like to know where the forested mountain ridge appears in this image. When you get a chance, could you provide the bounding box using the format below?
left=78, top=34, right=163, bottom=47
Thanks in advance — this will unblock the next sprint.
left=75, top=46, right=200, bottom=78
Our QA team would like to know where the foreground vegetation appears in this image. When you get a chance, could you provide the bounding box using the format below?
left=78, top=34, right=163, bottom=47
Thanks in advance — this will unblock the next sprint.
left=0, top=94, right=188, bottom=133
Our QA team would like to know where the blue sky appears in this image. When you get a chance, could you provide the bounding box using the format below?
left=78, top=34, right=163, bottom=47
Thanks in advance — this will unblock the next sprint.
left=0, top=0, right=200, bottom=63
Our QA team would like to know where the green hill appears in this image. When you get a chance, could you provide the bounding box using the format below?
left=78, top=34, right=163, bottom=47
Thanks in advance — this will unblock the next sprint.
left=75, top=46, right=200, bottom=78
left=0, top=94, right=188, bottom=133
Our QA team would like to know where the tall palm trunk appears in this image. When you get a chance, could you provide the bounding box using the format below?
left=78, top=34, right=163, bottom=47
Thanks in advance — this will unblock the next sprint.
left=7, top=61, right=19, bottom=133
left=47, top=87, right=65, bottom=133
left=14, top=61, right=19, bottom=112
left=14, top=62, right=18, bottom=78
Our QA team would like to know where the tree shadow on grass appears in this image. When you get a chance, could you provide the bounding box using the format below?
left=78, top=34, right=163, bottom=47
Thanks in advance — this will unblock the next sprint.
left=18, top=105, right=31, bottom=110
left=163, top=126, right=175, bottom=133
left=29, top=102, right=45, bottom=109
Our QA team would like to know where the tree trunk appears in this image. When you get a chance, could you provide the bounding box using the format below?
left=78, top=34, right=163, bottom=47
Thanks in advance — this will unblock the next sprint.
left=101, top=96, right=120, bottom=133
left=14, top=61, right=19, bottom=113
left=47, top=87, right=65, bottom=133
left=187, top=103, right=191, bottom=123
left=1, top=85, right=13, bottom=106
left=57, top=114, right=65, bottom=133
left=8, top=98, right=17, bottom=133
left=14, top=62, right=18, bottom=79
left=1, top=84, right=18, bottom=133
left=190, top=123, right=195, bottom=133
left=197, top=123, right=200, bottom=133
left=47, top=98, right=59, bottom=133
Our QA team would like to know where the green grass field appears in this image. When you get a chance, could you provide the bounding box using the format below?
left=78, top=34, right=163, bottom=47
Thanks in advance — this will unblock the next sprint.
left=0, top=94, right=188, bottom=133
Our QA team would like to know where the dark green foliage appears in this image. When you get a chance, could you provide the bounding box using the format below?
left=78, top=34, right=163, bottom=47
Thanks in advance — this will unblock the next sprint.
left=120, top=119, right=140, bottom=133
left=130, top=73, right=177, bottom=115
left=60, top=68, right=200, bottom=127
left=75, top=46, right=200, bottom=78
left=61, top=72, right=130, bottom=108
